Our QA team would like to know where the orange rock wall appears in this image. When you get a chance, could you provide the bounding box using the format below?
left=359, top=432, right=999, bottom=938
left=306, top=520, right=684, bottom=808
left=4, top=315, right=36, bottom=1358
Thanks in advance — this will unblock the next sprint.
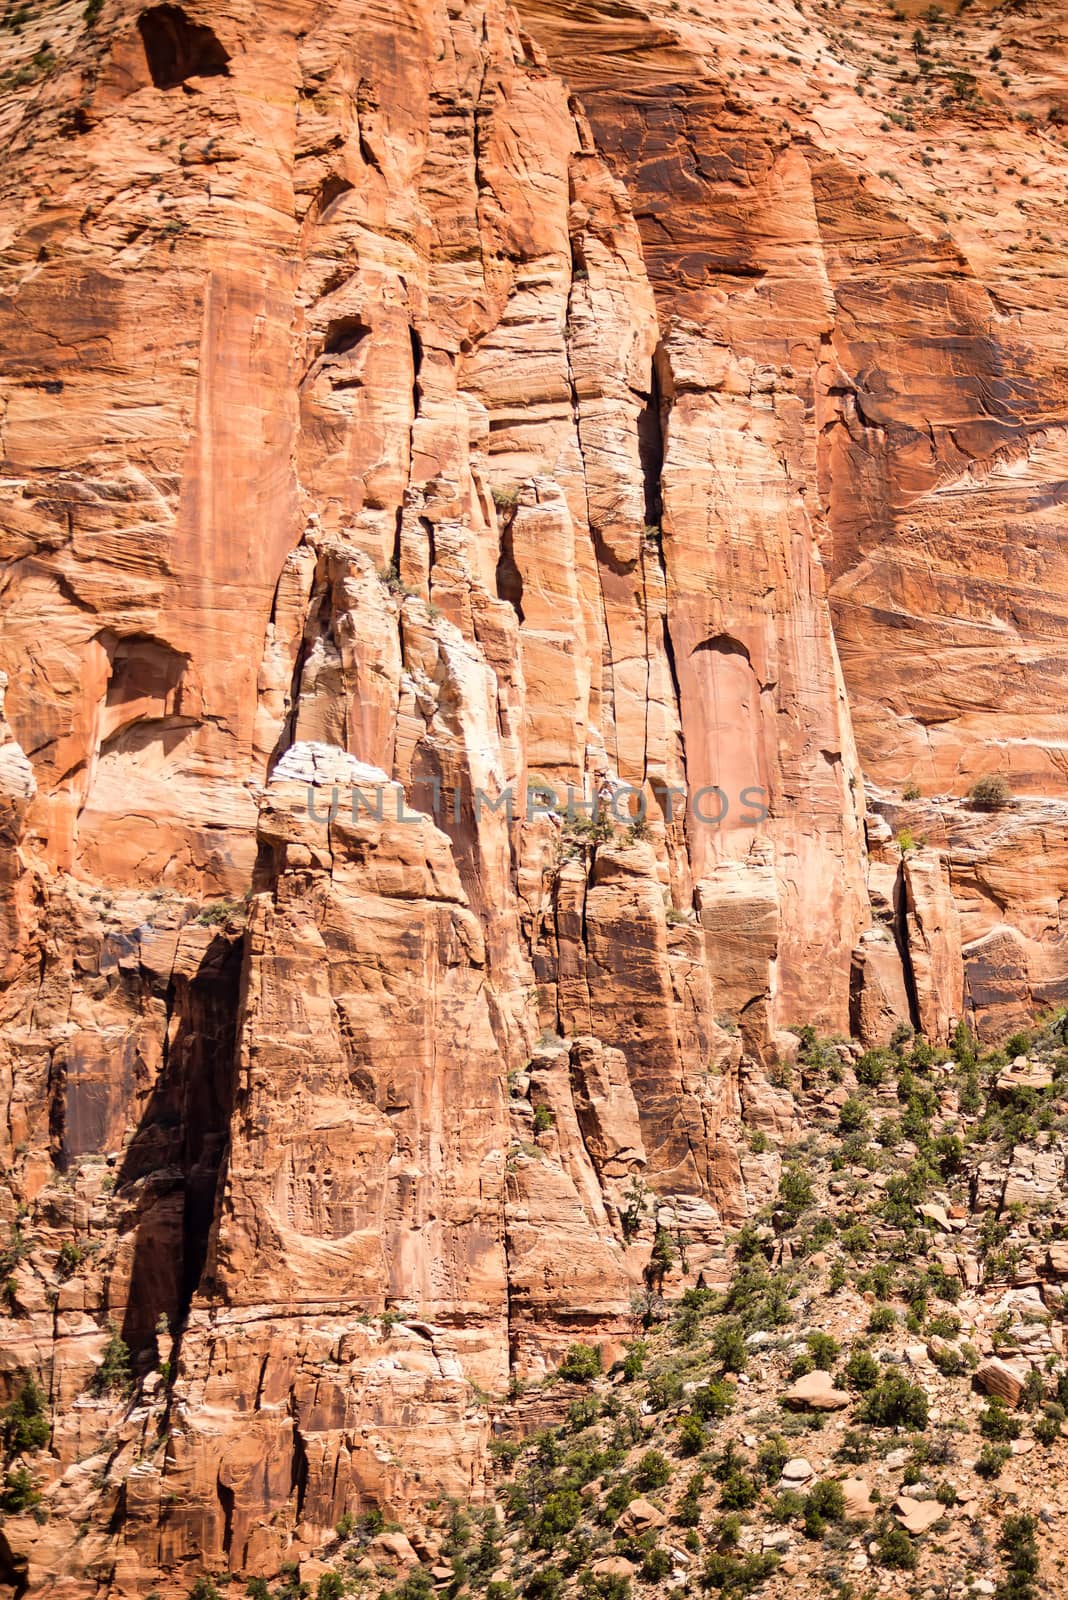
left=0, top=0, right=1066, bottom=1589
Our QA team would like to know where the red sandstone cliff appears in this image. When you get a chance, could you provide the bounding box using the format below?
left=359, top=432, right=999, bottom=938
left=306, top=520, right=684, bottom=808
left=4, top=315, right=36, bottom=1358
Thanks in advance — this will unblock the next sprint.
left=0, top=0, right=1066, bottom=1590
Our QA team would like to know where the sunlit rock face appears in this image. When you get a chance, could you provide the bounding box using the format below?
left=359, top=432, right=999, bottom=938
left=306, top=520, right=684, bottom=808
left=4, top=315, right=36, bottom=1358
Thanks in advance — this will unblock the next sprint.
left=0, top=0, right=1066, bottom=1586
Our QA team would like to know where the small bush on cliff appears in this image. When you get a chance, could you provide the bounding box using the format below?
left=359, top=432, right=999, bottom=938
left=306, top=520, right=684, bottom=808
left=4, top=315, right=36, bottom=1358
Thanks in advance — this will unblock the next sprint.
left=874, top=1522, right=916, bottom=1571
left=842, top=1349, right=880, bottom=1392
left=188, top=1580, right=221, bottom=1600
left=3, top=1375, right=49, bottom=1454
left=1, top=1464, right=40, bottom=1512
left=194, top=897, right=246, bottom=927
left=634, top=1449, right=671, bottom=1491
left=710, top=1318, right=747, bottom=1373
left=701, top=1550, right=780, bottom=1593
left=778, top=1165, right=814, bottom=1222
left=677, top=1412, right=707, bottom=1456
left=91, top=1325, right=133, bottom=1396
left=802, top=1479, right=845, bottom=1539
left=579, top=1573, right=630, bottom=1600
left=647, top=1227, right=677, bottom=1291
left=533, top=1488, right=582, bottom=1549
left=980, top=1399, right=1022, bottom=1442
left=859, top=1372, right=929, bottom=1430
left=997, top=1512, right=1040, bottom=1600
left=556, top=1344, right=601, bottom=1385
left=977, top=1442, right=1012, bottom=1479
left=968, top=774, right=1012, bottom=812
left=524, top=1571, right=563, bottom=1600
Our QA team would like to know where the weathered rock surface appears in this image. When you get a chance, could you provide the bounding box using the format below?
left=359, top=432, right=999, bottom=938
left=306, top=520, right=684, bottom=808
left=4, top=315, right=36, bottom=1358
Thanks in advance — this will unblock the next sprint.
left=781, top=1371, right=851, bottom=1413
left=0, top=0, right=1067, bottom=1589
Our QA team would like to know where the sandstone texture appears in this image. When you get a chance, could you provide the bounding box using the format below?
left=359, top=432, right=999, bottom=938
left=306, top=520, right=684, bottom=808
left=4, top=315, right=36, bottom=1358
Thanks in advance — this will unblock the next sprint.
left=0, top=0, right=1066, bottom=1592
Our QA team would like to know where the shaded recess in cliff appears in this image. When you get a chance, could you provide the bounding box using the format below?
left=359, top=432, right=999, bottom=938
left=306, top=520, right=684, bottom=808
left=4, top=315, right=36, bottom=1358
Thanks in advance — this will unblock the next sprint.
left=138, top=5, right=231, bottom=90
left=637, top=354, right=664, bottom=529
left=115, top=927, right=243, bottom=1354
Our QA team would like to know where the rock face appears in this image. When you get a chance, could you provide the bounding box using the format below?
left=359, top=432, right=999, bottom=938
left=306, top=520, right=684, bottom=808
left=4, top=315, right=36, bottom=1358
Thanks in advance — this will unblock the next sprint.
left=0, top=0, right=1067, bottom=1590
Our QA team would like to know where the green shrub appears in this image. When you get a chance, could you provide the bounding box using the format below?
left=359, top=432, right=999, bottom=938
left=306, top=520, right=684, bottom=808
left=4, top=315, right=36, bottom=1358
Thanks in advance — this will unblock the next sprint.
left=997, top=1512, right=1039, bottom=1600
left=691, top=1378, right=735, bottom=1419
left=968, top=774, right=1012, bottom=812
left=317, top=1575, right=344, bottom=1600
left=646, top=1369, right=685, bottom=1413
left=874, top=1523, right=916, bottom=1570
left=533, top=1489, right=582, bottom=1549
left=842, top=1349, right=880, bottom=1392
left=980, top=1400, right=1022, bottom=1441
left=3, top=1376, right=49, bottom=1453
left=860, top=1373, right=929, bottom=1430
left=675, top=1410, right=706, bottom=1456
left=533, top=1106, right=555, bottom=1134
left=838, top=1097, right=869, bottom=1134
left=806, top=1332, right=839, bottom=1370
left=701, top=1552, right=780, bottom=1592
left=524, top=1570, right=564, bottom=1600
left=719, top=1470, right=758, bottom=1511
left=856, top=1049, right=891, bottom=1088
left=976, top=1442, right=1011, bottom=1479
left=718, top=1262, right=793, bottom=1332
left=579, top=1574, right=630, bottom=1600
left=711, top=1319, right=747, bottom=1373
left=557, top=1344, right=601, bottom=1385
left=778, top=1166, right=814, bottom=1221
left=924, top=1262, right=961, bottom=1303
left=926, top=1312, right=961, bottom=1339
left=1, top=1465, right=40, bottom=1511
left=839, top=1223, right=871, bottom=1259
left=769, top=1489, right=804, bottom=1522
left=634, top=1450, right=671, bottom=1492
left=189, top=1581, right=221, bottom=1600
left=648, top=1228, right=677, bottom=1289
left=1034, top=1414, right=1061, bottom=1446
left=640, top=1549, right=671, bottom=1583
left=840, top=1431, right=874, bottom=1469
left=802, top=1478, right=845, bottom=1538
left=91, top=1325, right=133, bottom=1396
left=673, top=1471, right=704, bottom=1528
left=930, top=1344, right=968, bottom=1378
left=621, top=1341, right=647, bottom=1382
left=756, top=1436, right=788, bottom=1484
left=863, top=1266, right=895, bottom=1306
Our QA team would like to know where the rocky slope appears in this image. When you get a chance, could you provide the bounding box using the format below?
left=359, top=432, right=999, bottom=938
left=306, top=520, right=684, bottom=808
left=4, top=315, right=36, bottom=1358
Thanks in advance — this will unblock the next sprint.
left=0, top=0, right=1067, bottom=1592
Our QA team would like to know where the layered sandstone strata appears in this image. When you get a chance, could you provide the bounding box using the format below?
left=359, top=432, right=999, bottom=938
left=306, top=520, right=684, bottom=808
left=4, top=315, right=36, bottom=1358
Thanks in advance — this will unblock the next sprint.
left=0, top=0, right=1066, bottom=1589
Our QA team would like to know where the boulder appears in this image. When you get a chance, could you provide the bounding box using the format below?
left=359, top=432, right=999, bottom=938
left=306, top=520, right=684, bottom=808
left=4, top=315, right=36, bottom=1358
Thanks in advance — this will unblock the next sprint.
left=974, top=1357, right=1028, bottom=1407
left=782, top=1370, right=851, bottom=1411
left=840, top=1478, right=877, bottom=1520
left=615, top=1497, right=667, bottom=1535
left=592, top=1558, right=636, bottom=1580
left=893, top=1496, right=945, bottom=1536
